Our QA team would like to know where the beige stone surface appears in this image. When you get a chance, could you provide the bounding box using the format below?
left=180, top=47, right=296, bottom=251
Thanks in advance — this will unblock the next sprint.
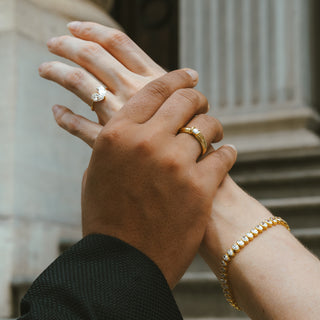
left=0, top=220, right=14, bottom=317
left=0, top=0, right=118, bottom=316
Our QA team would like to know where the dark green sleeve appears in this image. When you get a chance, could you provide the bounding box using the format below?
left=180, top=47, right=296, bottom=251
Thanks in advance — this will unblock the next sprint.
left=19, top=234, right=183, bottom=320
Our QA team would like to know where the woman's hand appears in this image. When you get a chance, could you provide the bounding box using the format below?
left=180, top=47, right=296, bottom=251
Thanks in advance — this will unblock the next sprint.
left=39, top=21, right=166, bottom=146
left=81, top=69, right=237, bottom=288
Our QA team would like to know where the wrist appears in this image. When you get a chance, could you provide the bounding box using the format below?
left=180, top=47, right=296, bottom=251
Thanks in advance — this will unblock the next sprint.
left=200, top=175, right=271, bottom=274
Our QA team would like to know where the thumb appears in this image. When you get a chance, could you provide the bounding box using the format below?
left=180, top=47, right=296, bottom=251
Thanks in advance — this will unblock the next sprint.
left=198, top=144, right=237, bottom=193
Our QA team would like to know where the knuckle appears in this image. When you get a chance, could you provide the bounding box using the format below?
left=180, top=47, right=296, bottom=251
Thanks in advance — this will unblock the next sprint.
left=56, top=35, right=69, bottom=47
left=65, top=115, right=81, bottom=135
left=79, top=42, right=102, bottom=60
left=171, top=69, right=190, bottom=83
left=105, top=30, right=130, bottom=49
left=99, top=126, right=122, bottom=144
left=163, top=155, right=181, bottom=172
left=214, top=149, right=234, bottom=172
left=175, top=88, right=201, bottom=105
left=146, top=79, right=170, bottom=100
left=190, top=179, right=206, bottom=198
left=135, top=137, right=154, bottom=156
left=65, top=69, right=85, bottom=89
left=55, top=109, right=80, bottom=135
left=214, top=118, right=224, bottom=140
left=161, top=148, right=186, bottom=174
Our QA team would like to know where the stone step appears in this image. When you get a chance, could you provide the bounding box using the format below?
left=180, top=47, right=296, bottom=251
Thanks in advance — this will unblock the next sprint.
left=232, top=169, right=320, bottom=200
left=293, top=228, right=320, bottom=257
left=230, top=152, right=320, bottom=199
left=261, top=196, right=320, bottom=228
left=173, top=273, right=247, bottom=318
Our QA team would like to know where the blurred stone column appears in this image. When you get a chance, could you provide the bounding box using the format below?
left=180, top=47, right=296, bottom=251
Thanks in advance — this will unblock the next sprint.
left=0, top=0, right=118, bottom=317
left=180, top=0, right=320, bottom=159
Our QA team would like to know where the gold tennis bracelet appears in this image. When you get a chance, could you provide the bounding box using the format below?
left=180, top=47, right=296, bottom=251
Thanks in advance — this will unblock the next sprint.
left=219, top=216, right=290, bottom=310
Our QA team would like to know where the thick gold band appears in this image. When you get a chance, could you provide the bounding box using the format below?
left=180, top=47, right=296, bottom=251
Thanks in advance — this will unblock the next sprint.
left=179, top=126, right=208, bottom=155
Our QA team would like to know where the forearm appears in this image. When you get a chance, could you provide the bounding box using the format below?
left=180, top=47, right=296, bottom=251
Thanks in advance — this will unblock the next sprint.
left=201, top=176, right=320, bottom=319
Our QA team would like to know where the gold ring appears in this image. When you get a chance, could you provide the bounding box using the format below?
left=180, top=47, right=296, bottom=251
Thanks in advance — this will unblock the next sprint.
left=91, top=86, right=107, bottom=111
left=179, top=126, right=208, bottom=155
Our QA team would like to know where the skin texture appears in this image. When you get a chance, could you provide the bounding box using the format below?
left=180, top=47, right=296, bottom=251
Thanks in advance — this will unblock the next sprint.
left=40, top=21, right=320, bottom=319
left=79, top=70, right=237, bottom=288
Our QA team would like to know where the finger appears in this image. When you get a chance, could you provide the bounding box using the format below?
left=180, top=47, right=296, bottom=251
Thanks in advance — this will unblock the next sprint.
left=148, top=88, right=208, bottom=132
left=52, top=105, right=102, bottom=147
left=176, top=115, right=224, bottom=160
left=47, top=35, right=134, bottom=93
left=67, top=21, right=166, bottom=76
left=120, top=69, right=198, bottom=123
left=197, top=144, right=237, bottom=194
left=39, top=61, right=120, bottom=123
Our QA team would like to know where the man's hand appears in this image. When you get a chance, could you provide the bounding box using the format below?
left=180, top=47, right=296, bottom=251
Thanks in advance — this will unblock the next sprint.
left=81, top=70, right=237, bottom=288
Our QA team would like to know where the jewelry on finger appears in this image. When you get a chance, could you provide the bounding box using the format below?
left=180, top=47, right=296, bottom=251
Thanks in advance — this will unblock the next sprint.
left=90, top=86, right=107, bottom=111
left=179, top=126, right=208, bottom=155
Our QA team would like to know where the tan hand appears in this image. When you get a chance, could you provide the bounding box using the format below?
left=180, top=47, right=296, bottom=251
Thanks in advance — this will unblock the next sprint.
left=81, top=70, right=237, bottom=288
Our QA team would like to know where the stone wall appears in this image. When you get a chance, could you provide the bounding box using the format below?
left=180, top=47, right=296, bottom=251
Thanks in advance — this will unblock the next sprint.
left=0, top=0, right=117, bottom=317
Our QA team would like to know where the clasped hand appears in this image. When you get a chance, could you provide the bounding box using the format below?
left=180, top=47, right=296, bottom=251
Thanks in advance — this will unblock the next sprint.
left=40, top=22, right=237, bottom=288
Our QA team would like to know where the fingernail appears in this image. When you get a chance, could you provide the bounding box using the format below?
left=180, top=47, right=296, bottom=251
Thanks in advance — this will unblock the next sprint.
left=52, top=105, right=60, bottom=115
left=225, top=144, right=237, bottom=152
left=38, top=62, right=48, bottom=74
left=67, top=21, right=81, bottom=30
left=47, top=37, right=57, bottom=48
left=185, top=69, right=199, bottom=82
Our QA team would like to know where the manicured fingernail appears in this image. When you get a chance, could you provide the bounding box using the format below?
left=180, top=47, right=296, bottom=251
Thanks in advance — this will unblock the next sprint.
left=38, top=62, right=48, bottom=74
left=67, top=21, right=81, bottom=30
left=185, top=69, right=199, bottom=82
left=225, top=144, right=237, bottom=152
left=52, top=105, right=60, bottom=115
left=47, top=37, right=57, bottom=48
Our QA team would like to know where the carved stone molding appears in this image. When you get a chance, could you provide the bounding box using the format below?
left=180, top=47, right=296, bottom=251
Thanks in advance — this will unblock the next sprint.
left=0, top=0, right=121, bottom=43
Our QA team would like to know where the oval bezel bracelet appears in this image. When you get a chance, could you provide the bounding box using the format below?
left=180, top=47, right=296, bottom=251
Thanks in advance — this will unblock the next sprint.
left=219, top=216, right=290, bottom=311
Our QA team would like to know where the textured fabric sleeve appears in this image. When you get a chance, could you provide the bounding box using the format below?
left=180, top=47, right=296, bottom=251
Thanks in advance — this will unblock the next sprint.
left=19, top=234, right=183, bottom=320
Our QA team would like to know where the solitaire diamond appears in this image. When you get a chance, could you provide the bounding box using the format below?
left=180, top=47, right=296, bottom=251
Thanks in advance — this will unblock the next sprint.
left=97, top=86, right=107, bottom=95
left=91, top=86, right=107, bottom=102
left=192, top=128, right=200, bottom=134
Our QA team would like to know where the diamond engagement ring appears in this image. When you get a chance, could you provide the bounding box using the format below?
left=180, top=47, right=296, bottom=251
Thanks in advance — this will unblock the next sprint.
left=90, top=86, right=107, bottom=111
left=179, top=126, right=208, bottom=155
